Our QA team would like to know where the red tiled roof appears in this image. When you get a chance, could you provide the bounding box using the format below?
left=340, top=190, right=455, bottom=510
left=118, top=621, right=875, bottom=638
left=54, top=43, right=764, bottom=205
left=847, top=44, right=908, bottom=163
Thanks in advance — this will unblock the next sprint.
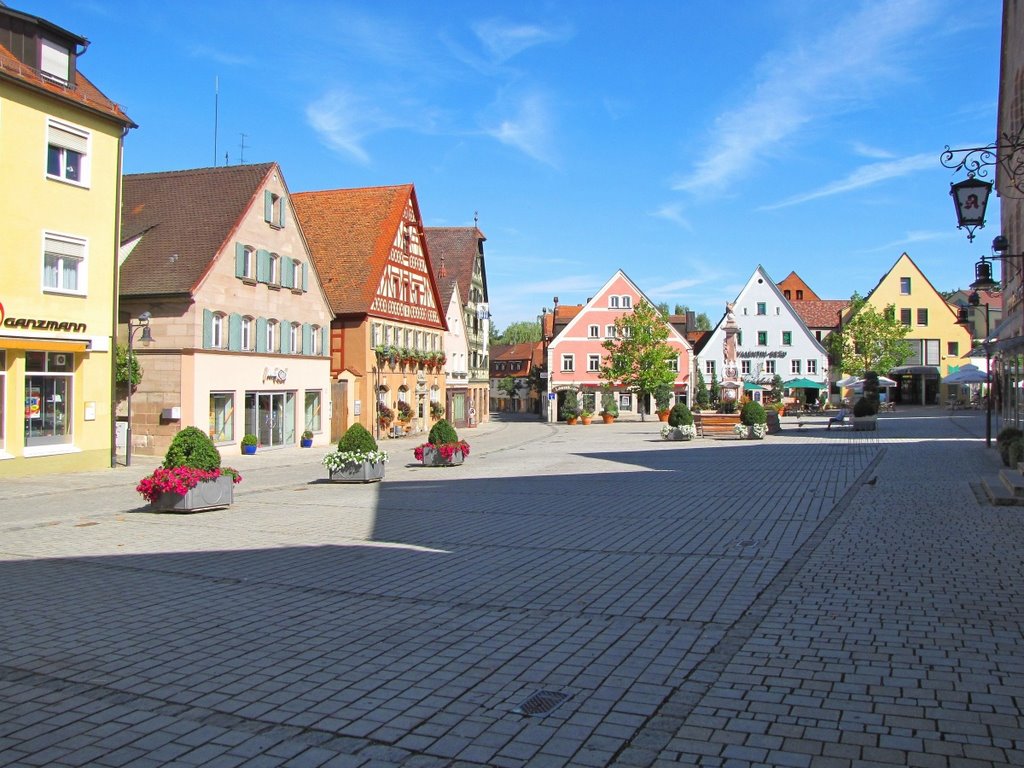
left=491, top=342, right=540, bottom=362
left=0, top=41, right=134, bottom=127
left=120, top=163, right=275, bottom=296
left=776, top=271, right=820, bottom=301
left=791, top=299, right=848, bottom=329
left=292, top=185, right=443, bottom=326
left=543, top=305, right=583, bottom=337
left=424, top=227, right=487, bottom=311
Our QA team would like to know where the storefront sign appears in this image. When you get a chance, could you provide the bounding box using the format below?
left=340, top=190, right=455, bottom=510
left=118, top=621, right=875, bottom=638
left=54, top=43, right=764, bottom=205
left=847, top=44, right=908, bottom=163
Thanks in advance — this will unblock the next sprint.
left=737, top=350, right=787, bottom=359
left=0, top=300, right=86, bottom=333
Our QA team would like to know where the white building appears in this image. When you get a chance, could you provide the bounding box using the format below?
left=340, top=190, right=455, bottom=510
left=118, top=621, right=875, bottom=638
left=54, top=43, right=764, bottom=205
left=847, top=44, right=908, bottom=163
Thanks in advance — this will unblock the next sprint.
left=699, top=266, right=829, bottom=403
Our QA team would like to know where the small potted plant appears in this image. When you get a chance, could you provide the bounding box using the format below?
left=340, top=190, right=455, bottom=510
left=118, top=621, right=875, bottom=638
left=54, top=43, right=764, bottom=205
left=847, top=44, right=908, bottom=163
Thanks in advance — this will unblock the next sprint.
left=136, top=426, right=242, bottom=512
left=600, top=391, right=619, bottom=424
left=300, top=430, right=314, bottom=448
left=241, top=434, right=258, bottom=455
left=654, top=383, right=674, bottom=422
left=414, top=418, right=470, bottom=466
left=580, top=409, right=593, bottom=425
left=323, top=423, right=388, bottom=482
left=560, top=388, right=582, bottom=425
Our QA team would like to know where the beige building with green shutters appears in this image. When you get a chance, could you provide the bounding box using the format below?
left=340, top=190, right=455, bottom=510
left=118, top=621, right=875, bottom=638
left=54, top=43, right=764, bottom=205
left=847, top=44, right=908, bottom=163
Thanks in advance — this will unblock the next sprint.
left=118, top=163, right=333, bottom=458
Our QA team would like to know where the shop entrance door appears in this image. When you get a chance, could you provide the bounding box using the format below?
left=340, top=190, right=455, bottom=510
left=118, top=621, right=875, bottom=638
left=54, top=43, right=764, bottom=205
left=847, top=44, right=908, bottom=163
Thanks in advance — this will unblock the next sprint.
left=245, top=391, right=295, bottom=447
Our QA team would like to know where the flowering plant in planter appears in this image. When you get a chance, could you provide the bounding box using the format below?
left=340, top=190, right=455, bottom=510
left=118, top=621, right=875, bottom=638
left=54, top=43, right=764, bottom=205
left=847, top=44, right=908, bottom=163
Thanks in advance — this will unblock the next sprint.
left=322, top=423, right=388, bottom=470
left=137, top=466, right=241, bottom=503
left=136, top=426, right=242, bottom=504
left=414, top=419, right=470, bottom=463
left=396, top=401, right=414, bottom=421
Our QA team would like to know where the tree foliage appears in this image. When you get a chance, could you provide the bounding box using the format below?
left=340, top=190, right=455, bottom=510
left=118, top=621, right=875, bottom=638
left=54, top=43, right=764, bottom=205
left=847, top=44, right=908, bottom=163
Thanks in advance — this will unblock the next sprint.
left=497, top=376, right=521, bottom=407
left=494, top=320, right=541, bottom=345
left=115, top=344, right=143, bottom=387
left=827, top=293, right=913, bottom=376
left=599, top=301, right=677, bottom=421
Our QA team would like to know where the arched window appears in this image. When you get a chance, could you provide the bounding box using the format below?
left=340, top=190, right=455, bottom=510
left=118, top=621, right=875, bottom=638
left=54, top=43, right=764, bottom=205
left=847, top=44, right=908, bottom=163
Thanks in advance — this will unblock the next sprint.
left=312, top=325, right=322, bottom=355
left=211, top=312, right=226, bottom=348
left=622, top=295, right=632, bottom=308
left=266, top=320, right=278, bottom=352
left=290, top=322, right=301, bottom=354
left=609, top=296, right=619, bottom=308
left=269, top=253, right=280, bottom=284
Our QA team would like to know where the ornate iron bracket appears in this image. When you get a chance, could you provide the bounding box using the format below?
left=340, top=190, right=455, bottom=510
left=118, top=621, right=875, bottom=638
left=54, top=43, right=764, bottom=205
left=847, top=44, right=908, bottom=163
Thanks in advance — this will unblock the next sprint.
left=941, top=124, right=1024, bottom=197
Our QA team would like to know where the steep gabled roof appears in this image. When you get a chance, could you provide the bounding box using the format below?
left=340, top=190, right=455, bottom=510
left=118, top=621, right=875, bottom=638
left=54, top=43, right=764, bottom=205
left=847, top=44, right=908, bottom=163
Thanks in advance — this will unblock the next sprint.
left=424, top=227, right=487, bottom=309
left=292, top=184, right=436, bottom=318
left=776, top=271, right=821, bottom=301
left=120, top=163, right=275, bottom=296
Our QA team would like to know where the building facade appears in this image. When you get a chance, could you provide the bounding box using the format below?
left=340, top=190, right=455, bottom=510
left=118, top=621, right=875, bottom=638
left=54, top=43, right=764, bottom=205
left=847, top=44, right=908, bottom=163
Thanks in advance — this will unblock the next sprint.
left=424, top=227, right=491, bottom=427
left=546, top=271, right=692, bottom=420
left=700, top=266, right=830, bottom=403
left=292, top=185, right=448, bottom=442
left=0, top=6, right=134, bottom=476
left=490, top=342, right=543, bottom=414
left=857, top=253, right=971, bottom=405
left=119, top=163, right=334, bottom=458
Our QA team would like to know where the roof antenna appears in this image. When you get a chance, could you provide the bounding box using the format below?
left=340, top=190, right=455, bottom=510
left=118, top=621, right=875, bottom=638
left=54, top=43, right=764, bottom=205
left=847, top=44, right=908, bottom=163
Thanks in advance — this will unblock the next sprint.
left=239, top=133, right=248, bottom=164
left=474, top=210, right=479, bottom=227
left=213, top=76, right=219, bottom=166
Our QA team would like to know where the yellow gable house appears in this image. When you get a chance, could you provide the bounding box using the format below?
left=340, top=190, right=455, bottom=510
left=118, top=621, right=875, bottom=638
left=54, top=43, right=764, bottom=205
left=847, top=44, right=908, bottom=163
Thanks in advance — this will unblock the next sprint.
left=860, top=252, right=971, bottom=406
left=0, top=7, right=134, bottom=476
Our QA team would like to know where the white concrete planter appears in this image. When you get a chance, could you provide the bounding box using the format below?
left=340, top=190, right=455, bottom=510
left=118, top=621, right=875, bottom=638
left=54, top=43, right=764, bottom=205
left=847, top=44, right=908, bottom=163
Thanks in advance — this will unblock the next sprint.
left=329, top=461, right=386, bottom=483
left=146, top=475, right=234, bottom=513
left=852, top=416, right=877, bottom=431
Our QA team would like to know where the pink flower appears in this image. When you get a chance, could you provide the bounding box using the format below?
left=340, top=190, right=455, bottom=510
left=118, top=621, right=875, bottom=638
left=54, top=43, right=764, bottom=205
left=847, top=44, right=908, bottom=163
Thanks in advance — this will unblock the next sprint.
left=136, top=466, right=242, bottom=503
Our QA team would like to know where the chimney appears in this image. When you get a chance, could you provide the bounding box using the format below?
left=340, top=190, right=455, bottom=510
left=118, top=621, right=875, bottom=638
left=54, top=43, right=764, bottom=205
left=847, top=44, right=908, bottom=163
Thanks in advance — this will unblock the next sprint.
left=685, top=310, right=696, bottom=330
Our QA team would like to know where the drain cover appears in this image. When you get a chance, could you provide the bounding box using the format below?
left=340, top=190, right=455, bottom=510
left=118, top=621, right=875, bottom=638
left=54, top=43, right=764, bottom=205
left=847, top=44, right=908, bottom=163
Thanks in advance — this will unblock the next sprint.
left=512, top=690, right=573, bottom=716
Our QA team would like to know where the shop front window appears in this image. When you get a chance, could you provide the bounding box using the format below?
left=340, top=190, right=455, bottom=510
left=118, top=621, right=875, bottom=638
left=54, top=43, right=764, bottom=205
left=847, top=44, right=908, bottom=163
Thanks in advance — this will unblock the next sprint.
left=305, top=390, right=322, bottom=433
left=25, top=351, right=73, bottom=447
left=209, top=392, right=234, bottom=443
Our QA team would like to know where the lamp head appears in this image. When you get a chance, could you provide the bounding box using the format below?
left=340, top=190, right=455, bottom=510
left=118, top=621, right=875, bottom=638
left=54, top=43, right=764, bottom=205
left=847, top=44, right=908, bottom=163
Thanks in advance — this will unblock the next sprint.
left=992, top=235, right=1009, bottom=253
left=950, top=176, right=993, bottom=242
left=140, top=326, right=154, bottom=345
left=969, top=257, right=998, bottom=291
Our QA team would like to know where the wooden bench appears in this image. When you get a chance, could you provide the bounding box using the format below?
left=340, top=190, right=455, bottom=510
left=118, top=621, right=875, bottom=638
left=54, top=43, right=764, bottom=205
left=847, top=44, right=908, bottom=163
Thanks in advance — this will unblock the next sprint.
left=693, top=413, right=741, bottom=438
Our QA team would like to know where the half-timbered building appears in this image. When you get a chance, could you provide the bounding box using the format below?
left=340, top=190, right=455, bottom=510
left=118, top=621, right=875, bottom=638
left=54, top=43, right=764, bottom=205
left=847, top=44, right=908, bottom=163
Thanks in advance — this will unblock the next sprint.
left=291, top=185, right=448, bottom=440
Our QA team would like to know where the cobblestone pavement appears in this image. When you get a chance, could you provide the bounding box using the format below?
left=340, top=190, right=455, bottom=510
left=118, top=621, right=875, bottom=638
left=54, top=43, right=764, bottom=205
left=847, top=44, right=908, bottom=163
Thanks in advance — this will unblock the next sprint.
left=0, top=409, right=1021, bottom=767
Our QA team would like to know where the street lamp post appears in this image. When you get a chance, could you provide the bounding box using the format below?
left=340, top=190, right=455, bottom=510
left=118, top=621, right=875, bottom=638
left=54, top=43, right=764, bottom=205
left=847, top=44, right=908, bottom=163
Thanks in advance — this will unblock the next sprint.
left=968, top=291, right=994, bottom=447
left=125, top=311, right=153, bottom=467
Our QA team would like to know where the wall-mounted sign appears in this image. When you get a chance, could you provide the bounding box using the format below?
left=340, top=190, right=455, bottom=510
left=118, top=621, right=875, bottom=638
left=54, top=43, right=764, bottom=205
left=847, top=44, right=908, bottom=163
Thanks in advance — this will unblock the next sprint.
left=737, top=350, right=788, bottom=359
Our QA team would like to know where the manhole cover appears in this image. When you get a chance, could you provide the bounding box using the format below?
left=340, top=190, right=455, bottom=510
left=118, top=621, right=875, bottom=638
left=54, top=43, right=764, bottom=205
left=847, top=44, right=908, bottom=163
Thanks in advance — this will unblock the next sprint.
left=512, top=690, right=573, bottom=716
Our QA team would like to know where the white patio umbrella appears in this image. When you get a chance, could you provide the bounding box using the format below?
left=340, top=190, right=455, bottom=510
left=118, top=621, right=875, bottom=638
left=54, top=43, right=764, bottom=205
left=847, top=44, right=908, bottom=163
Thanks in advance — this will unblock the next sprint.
left=942, top=364, right=988, bottom=384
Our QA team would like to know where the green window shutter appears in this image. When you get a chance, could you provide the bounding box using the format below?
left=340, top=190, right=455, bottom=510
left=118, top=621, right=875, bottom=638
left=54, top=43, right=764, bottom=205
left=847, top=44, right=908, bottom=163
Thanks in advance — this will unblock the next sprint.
left=234, top=243, right=246, bottom=278
left=256, top=317, right=267, bottom=353
left=279, top=197, right=287, bottom=228
left=264, top=190, right=273, bottom=222
left=280, top=319, right=289, bottom=353
left=281, top=256, right=294, bottom=289
left=256, top=249, right=270, bottom=283
left=322, top=326, right=329, bottom=357
left=301, top=262, right=308, bottom=291
left=202, top=309, right=213, bottom=349
left=302, top=323, right=312, bottom=354
left=228, top=313, right=241, bottom=351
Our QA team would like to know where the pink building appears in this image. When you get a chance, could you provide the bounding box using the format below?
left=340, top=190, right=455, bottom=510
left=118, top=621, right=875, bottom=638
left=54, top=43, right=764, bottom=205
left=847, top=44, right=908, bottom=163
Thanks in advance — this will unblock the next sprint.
left=545, top=271, right=692, bottom=421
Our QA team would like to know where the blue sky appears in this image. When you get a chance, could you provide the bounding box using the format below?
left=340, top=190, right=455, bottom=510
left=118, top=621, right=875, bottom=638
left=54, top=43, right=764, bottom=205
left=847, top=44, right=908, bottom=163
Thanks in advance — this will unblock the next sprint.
left=26, top=0, right=1004, bottom=331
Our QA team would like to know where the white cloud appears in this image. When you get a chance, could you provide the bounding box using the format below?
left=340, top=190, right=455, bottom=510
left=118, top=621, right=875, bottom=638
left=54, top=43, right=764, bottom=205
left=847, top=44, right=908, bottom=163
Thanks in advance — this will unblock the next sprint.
left=674, top=0, right=931, bottom=193
left=851, top=141, right=896, bottom=160
left=472, top=19, right=572, bottom=62
left=485, top=92, right=557, bottom=166
left=859, top=230, right=952, bottom=253
left=650, top=203, right=693, bottom=231
left=758, top=152, right=935, bottom=210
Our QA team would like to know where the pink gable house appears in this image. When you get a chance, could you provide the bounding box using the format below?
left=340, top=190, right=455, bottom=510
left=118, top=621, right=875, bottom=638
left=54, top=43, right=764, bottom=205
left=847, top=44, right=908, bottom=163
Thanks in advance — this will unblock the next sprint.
left=545, top=270, right=692, bottom=421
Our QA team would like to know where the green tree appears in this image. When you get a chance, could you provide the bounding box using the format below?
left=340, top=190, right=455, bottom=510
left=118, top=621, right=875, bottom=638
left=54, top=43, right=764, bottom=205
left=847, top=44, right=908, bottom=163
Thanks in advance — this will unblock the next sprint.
left=497, top=375, right=520, bottom=411
left=672, top=305, right=712, bottom=330
left=496, top=320, right=541, bottom=345
left=655, top=302, right=670, bottom=317
left=694, top=368, right=709, bottom=409
left=827, top=293, right=913, bottom=377
left=115, top=344, right=143, bottom=388
left=709, top=371, right=720, bottom=407
left=600, top=301, right=677, bottom=422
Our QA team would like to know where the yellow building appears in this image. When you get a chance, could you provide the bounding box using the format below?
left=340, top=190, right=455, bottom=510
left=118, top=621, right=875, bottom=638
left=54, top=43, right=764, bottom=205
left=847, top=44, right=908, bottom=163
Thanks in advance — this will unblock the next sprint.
left=860, top=252, right=972, bottom=405
left=0, top=7, right=134, bottom=476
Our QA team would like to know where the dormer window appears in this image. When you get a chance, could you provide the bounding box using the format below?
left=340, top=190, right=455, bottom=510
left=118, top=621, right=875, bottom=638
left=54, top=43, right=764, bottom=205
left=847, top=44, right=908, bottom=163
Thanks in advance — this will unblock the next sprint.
left=264, top=191, right=285, bottom=228
left=40, top=38, right=71, bottom=82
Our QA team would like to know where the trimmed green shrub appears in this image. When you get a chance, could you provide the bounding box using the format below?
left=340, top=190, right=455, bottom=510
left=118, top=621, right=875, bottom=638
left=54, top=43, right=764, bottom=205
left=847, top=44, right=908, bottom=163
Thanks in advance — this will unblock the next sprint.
left=997, top=427, right=1023, bottom=466
left=163, top=426, right=221, bottom=471
left=428, top=418, right=459, bottom=445
left=337, top=423, right=378, bottom=453
left=853, top=397, right=875, bottom=417
left=740, top=400, right=767, bottom=426
left=1008, top=438, right=1024, bottom=468
left=241, top=433, right=257, bottom=447
left=668, top=402, right=693, bottom=427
